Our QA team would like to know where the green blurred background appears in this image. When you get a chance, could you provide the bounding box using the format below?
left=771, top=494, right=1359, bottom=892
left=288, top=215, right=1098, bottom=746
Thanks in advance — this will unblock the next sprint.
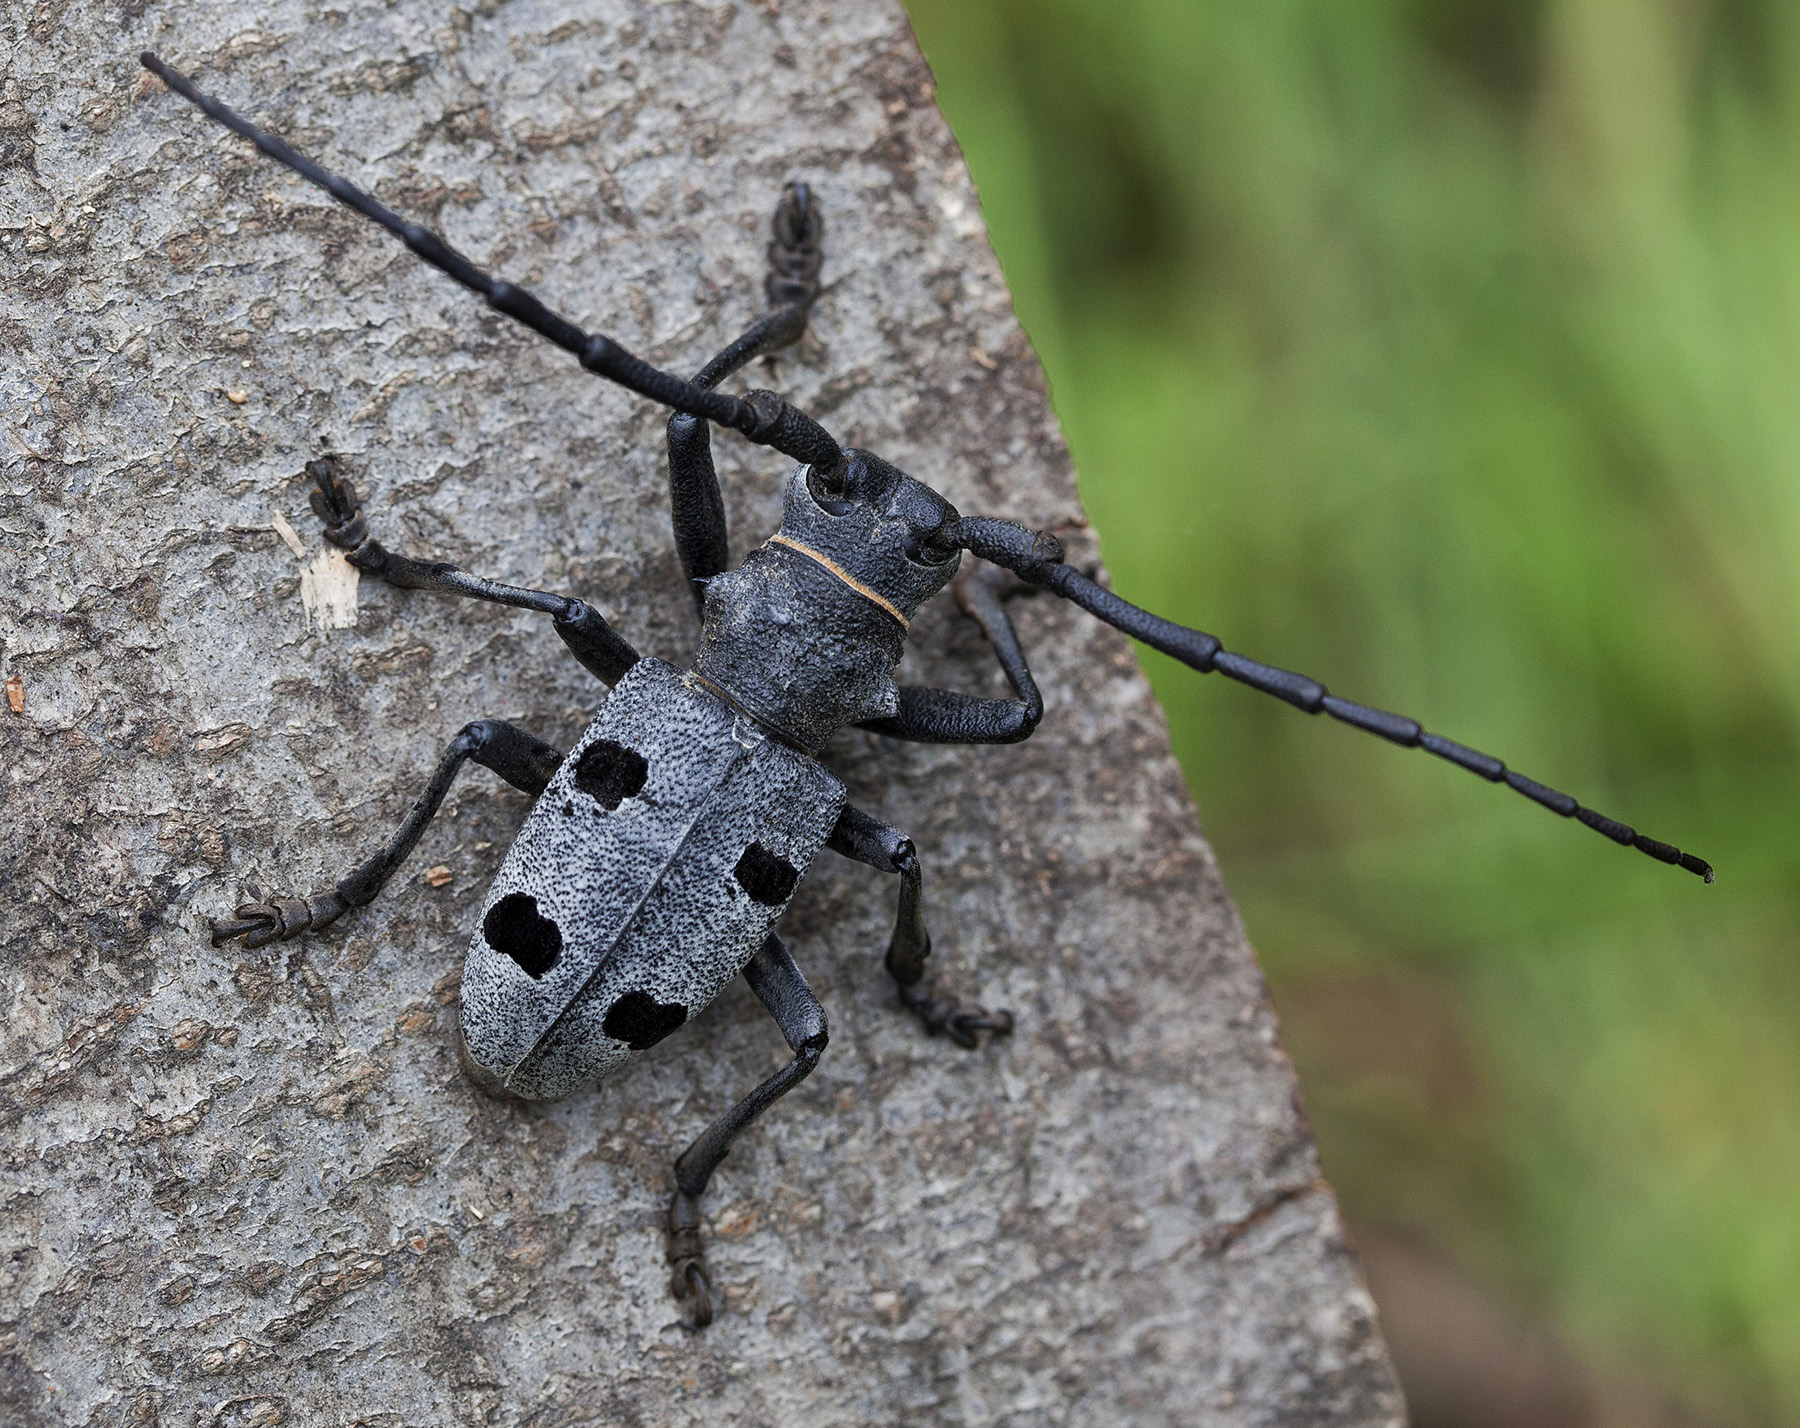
left=904, top=1, right=1799, bottom=1423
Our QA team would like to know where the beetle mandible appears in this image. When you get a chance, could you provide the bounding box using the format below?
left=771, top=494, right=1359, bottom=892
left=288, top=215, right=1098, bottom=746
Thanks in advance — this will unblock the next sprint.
left=140, top=52, right=1711, bottom=1330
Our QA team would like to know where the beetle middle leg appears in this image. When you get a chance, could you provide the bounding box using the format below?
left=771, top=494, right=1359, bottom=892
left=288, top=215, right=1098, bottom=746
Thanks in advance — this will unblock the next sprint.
left=209, top=720, right=562, bottom=950
left=667, top=931, right=828, bottom=1329
left=666, top=182, right=825, bottom=619
left=839, top=566, right=1029, bottom=1039
left=305, top=457, right=640, bottom=685
left=827, top=804, right=1015, bottom=1047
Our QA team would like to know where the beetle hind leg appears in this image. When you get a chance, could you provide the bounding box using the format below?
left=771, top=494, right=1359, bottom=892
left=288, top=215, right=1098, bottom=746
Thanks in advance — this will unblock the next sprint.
left=208, top=720, right=562, bottom=949
left=666, top=933, right=828, bottom=1329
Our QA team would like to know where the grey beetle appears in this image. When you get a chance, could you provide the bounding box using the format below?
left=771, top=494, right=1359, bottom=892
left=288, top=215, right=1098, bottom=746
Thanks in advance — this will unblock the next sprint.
left=142, top=53, right=1711, bottom=1328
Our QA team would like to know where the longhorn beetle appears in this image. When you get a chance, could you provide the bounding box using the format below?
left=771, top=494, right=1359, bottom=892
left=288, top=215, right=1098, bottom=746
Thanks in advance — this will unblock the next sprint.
left=141, top=53, right=1712, bottom=1330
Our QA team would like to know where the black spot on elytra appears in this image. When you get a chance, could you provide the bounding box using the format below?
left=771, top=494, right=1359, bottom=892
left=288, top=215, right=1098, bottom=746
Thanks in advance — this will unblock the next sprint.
left=733, top=841, right=799, bottom=907
left=574, top=739, right=648, bottom=810
left=602, top=989, right=687, bottom=1051
left=483, top=892, right=562, bottom=978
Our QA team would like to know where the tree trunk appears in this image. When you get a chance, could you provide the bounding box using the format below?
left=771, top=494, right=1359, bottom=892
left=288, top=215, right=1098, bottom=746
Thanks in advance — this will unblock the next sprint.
left=0, top=3, right=1404, bottom=1424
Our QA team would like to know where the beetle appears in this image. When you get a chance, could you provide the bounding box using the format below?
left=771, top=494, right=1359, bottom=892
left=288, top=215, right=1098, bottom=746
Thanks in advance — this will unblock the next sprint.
left=140, top=53, right=1711, bottom=1329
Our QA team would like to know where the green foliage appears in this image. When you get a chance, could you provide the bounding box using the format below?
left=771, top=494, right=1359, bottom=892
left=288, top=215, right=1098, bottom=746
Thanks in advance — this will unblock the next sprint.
left=906, top=0, right=1800, bottom=1418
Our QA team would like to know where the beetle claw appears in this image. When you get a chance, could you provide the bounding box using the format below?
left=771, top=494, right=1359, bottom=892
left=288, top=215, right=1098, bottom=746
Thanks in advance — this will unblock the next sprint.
left=209, top=908, right=279, bottom=949
left=900, top=982, right=1014, bottom=1049
left=948, top=1006, right=1015, bottom=1047
left=674, top=1258, right=713, bottom=1329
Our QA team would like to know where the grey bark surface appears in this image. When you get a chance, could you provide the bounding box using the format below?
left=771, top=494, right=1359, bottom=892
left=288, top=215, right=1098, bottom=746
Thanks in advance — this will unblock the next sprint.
left=0, top=3, right=1405, bottom=1425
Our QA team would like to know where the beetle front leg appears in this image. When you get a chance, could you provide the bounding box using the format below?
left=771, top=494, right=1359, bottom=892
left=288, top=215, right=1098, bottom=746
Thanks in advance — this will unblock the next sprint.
left=826, top=804, right=1014, bottom=1048
left=856, top=566, right=1043, bottom=745
left=664, top=182, right=826, bottom=620
left=667, top=932, right=828, bottom=1328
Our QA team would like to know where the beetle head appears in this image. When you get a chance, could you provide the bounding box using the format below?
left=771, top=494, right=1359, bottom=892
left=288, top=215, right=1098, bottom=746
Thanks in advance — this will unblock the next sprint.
left=783, top=449, right=962, bottom=617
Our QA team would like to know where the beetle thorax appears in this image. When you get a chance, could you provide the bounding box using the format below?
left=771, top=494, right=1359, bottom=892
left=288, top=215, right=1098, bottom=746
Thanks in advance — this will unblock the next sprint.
left=689, top=456, right=961, bottom=751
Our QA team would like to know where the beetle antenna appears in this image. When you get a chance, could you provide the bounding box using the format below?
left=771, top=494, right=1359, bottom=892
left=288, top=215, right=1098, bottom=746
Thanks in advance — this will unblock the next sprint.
left=137, top=52, right=842, bottom=471
left=953, top=515, right=1715, bottom=882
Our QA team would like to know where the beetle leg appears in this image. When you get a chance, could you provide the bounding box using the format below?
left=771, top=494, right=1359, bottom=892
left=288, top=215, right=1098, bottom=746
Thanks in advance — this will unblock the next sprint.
left=208, top=720, right=562, bottom=950
left=857, top=565, right=1043, bottom=745
left=666, top=183, right=825, bottom=620
left=304, top=456, right=640, bottom=685
left=826, top=804, right=1015, bottom=1047
left=667, top=932, right=828, bottom=1329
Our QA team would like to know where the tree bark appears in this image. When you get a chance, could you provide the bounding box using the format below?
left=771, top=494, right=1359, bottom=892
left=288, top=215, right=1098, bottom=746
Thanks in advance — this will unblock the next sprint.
left=0, top=3, right=1404, bottom=1424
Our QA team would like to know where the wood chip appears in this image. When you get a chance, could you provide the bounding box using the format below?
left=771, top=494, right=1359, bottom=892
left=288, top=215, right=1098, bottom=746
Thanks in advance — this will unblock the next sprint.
left=300, top=547, right=359, bottom=632
left=192, top=723, right=253, bottom=757
left=424, top=865, right=453, bottom=888
left=269, top=511, right=307, bottom=559
left=5, top=674, right=21, bottom=713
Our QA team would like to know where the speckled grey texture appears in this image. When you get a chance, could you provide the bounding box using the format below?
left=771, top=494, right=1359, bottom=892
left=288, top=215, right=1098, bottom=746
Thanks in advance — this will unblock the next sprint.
left=0, top=3, right=1405, bottom=1425
left=463, top=657, right=843, bottom=1101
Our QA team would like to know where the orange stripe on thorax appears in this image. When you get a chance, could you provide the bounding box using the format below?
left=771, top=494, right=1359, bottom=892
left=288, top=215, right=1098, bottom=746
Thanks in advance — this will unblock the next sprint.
left=767, top=533, right=909, bottom=630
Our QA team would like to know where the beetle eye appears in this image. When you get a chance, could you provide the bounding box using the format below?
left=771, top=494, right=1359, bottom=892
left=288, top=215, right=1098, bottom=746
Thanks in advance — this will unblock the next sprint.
left=902, top=532, right=957, bottom=566
left=807, top=465, right=855, bottom=516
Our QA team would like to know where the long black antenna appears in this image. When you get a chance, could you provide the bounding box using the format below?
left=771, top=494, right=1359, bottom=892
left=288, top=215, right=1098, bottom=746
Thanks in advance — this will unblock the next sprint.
left=138, top=52, right=842, bottom=471
left=954, top=516, right=1715, bottom=882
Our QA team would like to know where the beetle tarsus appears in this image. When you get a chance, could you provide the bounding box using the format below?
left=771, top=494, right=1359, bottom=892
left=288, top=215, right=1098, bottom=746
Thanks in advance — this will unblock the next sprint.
left=766, top=179, right=823, bottom=310
left=666, top=1189, right=714, bottom=1329
left=897, top=979, right=1015, bottom=1050
left=209, top=890, right=347, bottom=950
left=307, top=456, right=369, bottom=551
